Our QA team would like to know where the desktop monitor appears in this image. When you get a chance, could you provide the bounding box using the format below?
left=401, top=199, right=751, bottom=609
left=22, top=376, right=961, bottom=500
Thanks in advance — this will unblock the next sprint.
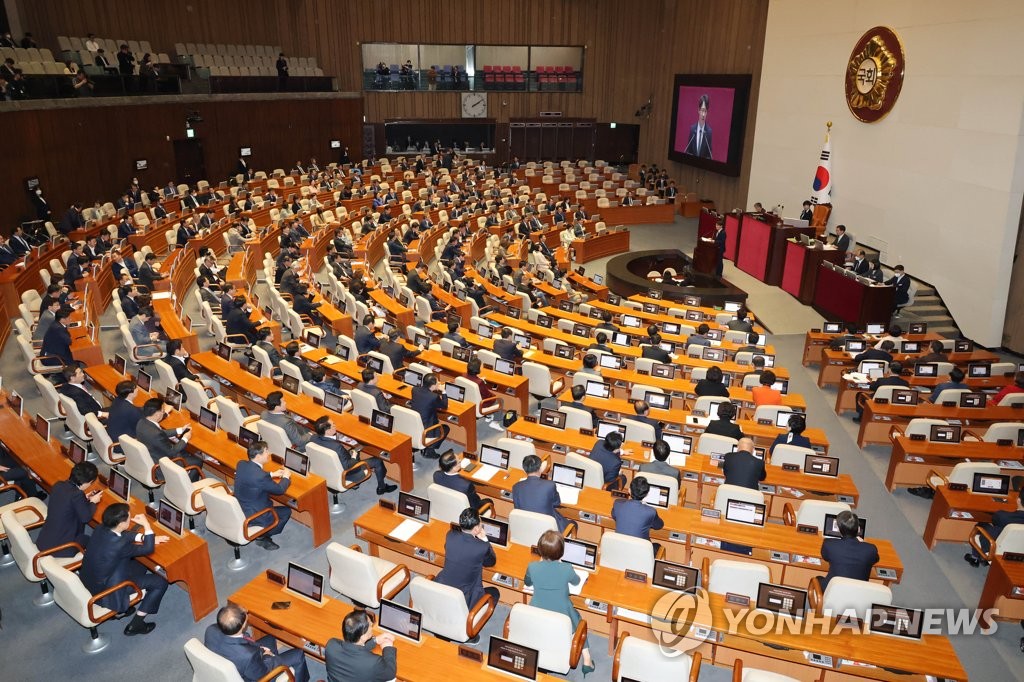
left=506, top=306, right=522, bottom=320
left=621, top=315, right=642, bottom=328
left=865, top=323, right=886, bottom=335
left=684, top=295, right=702, bottom=307
left=930, top=424, right=961, bottom=443
left=652, top=560, right=700, bottom=592
left=280, top=375, right=300, bottom=395
left=480, top=517, right=510, bottom=548
left=756, top=583, right=807, bottom=618
left=662, top=434, right=692, bottom=455
left=379, top=600, right=423, bottom=642
left=642, top=484, right=671, bottom=508
left=513, top=333, right=531, bottom=349
left=845, top=340, right=866, bottom=353
left=724, top=301, right=741, bottom=313
left=867, top=605, right=924, bottom=640
left=804, top=455, right=839, bottom=477
left=67, top=439, right=88, bottom=464
left=705, top=328, right=724, bottom=341
left=823, top=322, right=843, bottom=334
left=336, top=344, right=351, bottom=361
left=572, top=323, right=591, bottom=337
left=323, top=391, right=346, bottom=413
left=959, top=392, right=986, bottom=408
left=536, top=314, right=553, bottom=329
left=33, top=414, right=50, bottom=442
left=658, top=341, right=676, bottom=353
left=477, top=324, right=494, bottom=339
left=651, top=363, right=675, bottom=379
left=198, top=406, right=219, bottom=431
left=404, top=369, right=424, bottom=387
left=891, top=389, right=919, bottom=405
left=968, top=362, right=991, bottom=378
left=285, top=562, right=325, bottom=605
left=137, top=370, right=152, bottom=391
left=555, top=344, right=575, bottom=360
left=610, top=332, right=631, bottom=347
left=365, top=355, right=385, bottom=374
left=108, top=468, right=131, bottom=501
left=955, top=339, right=974, bottom=353
left=380, top=321, right=396, bottom=337
left=539, top=408, right=567, bottom=430
left=112, top=353, right=128, bottom=374
left=593, top=273, right=605, bottom=285
left=371, top=409, right=394, bottom=433
left=908, top=322, right=927, bottom=334
left=585, top=381, right=610, bottom=399
left=551, top=463, right=585, bottom=490
left=284, top=447, right=310, bottom=476
left=486, top=637, right=539, bottom=681
left=972, top=472, right=1010, bottom=496
left=860, top=360, right=886, bottom=377
left=452, top=345, right=472, bottom=363
left=900, top=341, right=921, bottom=354
left=237, top=426, right=259, bottom=449
left=7, top=391, right=22, bottom=416
left=306, top=331, right=321, bottom=349
left=558, top=300, right=574, bottom=312
left=560, top=538, right=598, bottom=571
left=494, top=358, right=516, bottom=376
left=608, top=294, right=621, bottom=305
left=165, top=387, right=183, bottom=411
left=725, top=499, right=766, bottom=526
left=662, top=322, right=681, bottom=335
left=914, top=363, right=938, bottom=377
left=823, top=513, right=866, bottom=539
left=245, top=359, right=262, bottom=377
left=215, top=342, right=232, bottom=360
left=702, top=347, right=725, bottom=362
left=155, top=499, right=185, bottom=535
left=685, top=310, right=703, bottom=322
left=598, top=354, right=623, bottom=370
left=645, top=391, right=671, bottom=410
left=444, top=383, right=466, bottom=402
left=771, top=379, right=789, bottom=395
left=775, top=411, right=795, bottom=428
left=647, top=289, right=663, bottom=300
left=397, top=492, right=431, bottom=522
left=479, top=444, right=510, bottom=470
left=596, top=421, right=626, bottom=439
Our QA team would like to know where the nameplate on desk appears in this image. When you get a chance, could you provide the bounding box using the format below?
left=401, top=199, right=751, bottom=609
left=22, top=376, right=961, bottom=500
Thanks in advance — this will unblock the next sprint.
left=876, top=567, right=898, bottom=579
left=579, top=511, right=599, bottom=522
left=874, top=398, right=889, bottom=405
left=797, top=524, right=818, bottom=535
left=770, top=550, right=790, bottom=563
left=610, top=490, right=629, bottom=499
left=909, top=433, right=926, bottom=441
left=837, top=495, right=855, bottom=505
left=641, top=440, right=655, bottom=448
left=358, top=415, right=370, bottom=424
left=552, top=444, right=568, bottom=453
left=624, top=570, right=648, bottom=584
left=580, top=428, right=595, bottom=436
left=692, top=410, right=707, bottom=417
left=996, top=439, right=1014, bottom=446
left=523, top=415, right=537, bottom=423
left=668, top=531, right=688, bottom=543
left=725, top=593, right=750, bottom=607
left=637, top=370, right=650, bottom=376
left=378, top=499, right=396, bottom=511
left=941, top=401, right=956, bottom=407
left=458, top=646, right=484, bottom=663
left=302, top=640, right=323, bottom=657
left=266, top=569, right=286, bottom=586
left=1003, top=552, right=1024, bottom=563
left=811, top=328, right=822, bottom=333
left=757, top=418, right=773, bottom=425
left=782, top=463, right=800, bottom=472
left=700, top=508, right=721, bottom=521
left=948, top=483, right=968, bottom=492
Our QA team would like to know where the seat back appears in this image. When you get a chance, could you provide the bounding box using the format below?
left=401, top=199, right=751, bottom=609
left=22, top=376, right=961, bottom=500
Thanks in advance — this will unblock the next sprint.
left=948, top=461, right=1001, bottom=486
left=639, top=471, right=679, bottom=506
left=426, top=483, right=469, bottom=524
left=212, top=396, right=246, bottom=434
left=508, top=509, right=557, bottom=547
left=617, top=635, right=695, bottom=681
left=84, top=413, right=120, bottom=467
left=768, top=444, right=815, bottom=469
left=523, top=361, right=562, bottom=397
left=159, top=457, right=202, bottom=514
left=506, top=603, right=574, bottom=674
left=348, top=389, right=377, bottom=420
left=409, top=576, right=472, bottom=641
left=620, top=418, right=656, bottom=444
left=200, top=486, right=256, bottom=545
left=40, top=555, right=109, bottom=627
left=34, top=374, right=64, bottom=418
left=559, top=405, right=594, bottom=431
left=179, top=378, right=208, bottom=416
left=305, top=442, right=344, bottom=492
left=255, top=419, right=292, bottom=455
left=905, top=418, right=950, bottom=439
left=496, top=437, right=535, bottom=471
left=279, top=359, right=304, bottom=384
left=58, top=395, right=90, bottom=442
left=693, top=396, right=729, bottom=416
left=821, top=577, right=892, bottom=620
left=714, top=484, right=765, bottom=515
left=392, top=405, right=428, bottom=449
left=3, top=510, right=48, bottom=583
left=934, top=388, right=970, bottom=405
left=326, top=542, right=387, bottom=608
left=982, top=422, right=1024, bottom=444
left=994, top=524, right=1024, bottom=556
left=120, top=435, right=160, bottom=488
left=183, top=637, right=245, bottom=682
left=795, top=500, right=851, bottom=530
left=997, top=393, right=1024, bottom=407
left=752, top=405, right=793, bottom=426
left=696, top=433, right=738, bottom=457
left=707, top=559, right=770, bottom=600
left=250, top=345, right=275, bottom=378
left=598, top=531, right=655, bottom=575
left=151, top=359, right=178, bottom=395
left=565, top=452, right=605, bottom=489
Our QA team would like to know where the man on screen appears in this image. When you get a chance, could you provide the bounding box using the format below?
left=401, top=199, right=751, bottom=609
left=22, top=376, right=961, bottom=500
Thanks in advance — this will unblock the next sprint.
left=684, top=94, right=714, bottom=159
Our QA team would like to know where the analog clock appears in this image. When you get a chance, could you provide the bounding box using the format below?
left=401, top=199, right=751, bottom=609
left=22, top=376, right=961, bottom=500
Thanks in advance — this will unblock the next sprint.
left=461, top=92, right=488, bottom=118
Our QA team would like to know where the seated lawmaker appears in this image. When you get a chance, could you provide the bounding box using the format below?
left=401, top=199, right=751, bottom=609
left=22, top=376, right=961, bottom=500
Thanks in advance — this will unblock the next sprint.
left=964, top=476, right=1024, bottom=567
left=750, top=370, right=782, bottom=407
left=769, top=413, right=811, bottom=455
left=993, top=372, right=1024, bottom=405
left=436, top=507, right=499, bottom=607
left=929, top=366, right=969, bottom=403
left=205, top=604, right=310, bottom=682
left=695, top=365, right=730, bottom=397
left=235, top=440, right=292, bottom=551
left=704, top=401, right=744, bottom=440
left=854, top=361, right=908, bottom=423
left=630, top=400, right=663, bottom=441
left=36, top=461, right=102, bottom=556
left=433, top=450, right=487, bottom=511
left=309, top=416, right=396, bottom=495
left=325, top=610, right=397, bottom=682
left=819, top=510, right=879, bottom=589
left=612, top=476, right=665, bottom=541
left=721, top=437, right=766, bottom=490
left=589, top=430, right=627, bottom=487
left=513, top=455, right=573, bottom=533
left=640, top=440, right=681, bottom=484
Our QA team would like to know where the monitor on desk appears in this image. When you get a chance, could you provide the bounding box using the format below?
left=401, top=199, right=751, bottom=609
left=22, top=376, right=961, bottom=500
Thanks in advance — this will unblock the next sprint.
left=860, top=360, right=886, bottom=377
left=972, top=472, right=1010, bottom=496
left=845, top=340, right=866, bottom=353
left=551, top=463, right=585, bottom=490
left=804, top=454, right=839, bottom=477
left=379, top=600, right=423, bottom=642
left=555, top=344, right=575, bottom=360
left=198, top=406, right=219, bottom=431
left=7, top=390, right=22, bottom=416
left=452, top=345, right=473, bottom=363
left=702, top=347, right=725, bottom=363
left=477, top=324, right=494, bottom=339
left=653, top=560, right=699, bottom=592
left=956, top=339, right=974, bottom=353
left=651, top=363, right=675, bottom=379
left=662, top=322, right=681, bottom=335
left=642, top=302, right=658, bottom=314
left=285, top=562, right=325, bottom=605
left=585, top=380, right=610, bottom=399
left=33, top=414, right=50, bottom=442
left=67, top=438, right=88, bottom=464
left=112, top=353, right=128, bottom=375
left=725, top=499, right=766, bottom=526
left=108, top=468, right=131, bottom=501
left=724, top=301, right=741, bottom=313
left=323, top=391, right=346, bottom=413
left=914, top=363, right=938, bottom=377
left=336, top=345, right=351, bottom=361
left=486, top=636, right=539, bottom=681
left=536, top=314, right=553, bottom=329
left=621, top=315, right=641, bottom=328
left=647, top=289, right=663, bottom=300
left=237, top=426, right=259, bottom=449
left=608, top=294, right=621, bottom=305
left=244, top=358, right=262, bottom=377
left=137, top=370, right=152, bottom=391
left=774, top=411, right=795, bottom=428
left=559, top=300, right=574, bottom=312
left=900, top=341, right=921, bottom=354
left=823, top=322, right=843, bottom=334
left=706, top=328, right=724, bottom=342
left=380, top=321, right=396, bottom=338
left=539, top=408, right=567, bottom=430
left=506, top=306, right=522, bottom=320
left=365, top=355, right=385, bottom=374
left=155, top=499, right=185, bottom=535
left=494, top=358, right=516, bottom=376
left=642, top=484, right=671, bottom=508
left=592, top=273, right=604, bottom=285
left=959, top=392, right=986, bottom=408
left=645, top=391, right=671, bottom=410
left=930, top=424, right=961, bottom=443
left=684, top=295, right=701, bottom=307
left=284, top=447, right=310, bottom=476
left=685, top=310, right=703, bottom=322
left=561, top=537, right=598, bottom=571
left=480, top=517, right=510, bottom=548
left=756, top=583, right=806, bottom=618
left=280, top=375, right=300, bottom=395
left=403, top=368, right=423, bottom=388
left=573, top=323, right=592, bottom=338
left=598, top=353, right=623, bottom=370
left=868, top=604, right=924, bottom=640
left=397, top=492, right=430, bottom=522
left=824, top=513, right=865, bottom=538
left=771, top=379, right=789, bottom=395
left=444, top=383, right=465, bottom=402
left=596, top=421, right=626, bottom=439
left=371, top=409, right=394, bottom=433
left=892, top=389, right=919, bottom=405
left=479, top=444, right=510, bottom=470
left=164, top=387, right=183, bottom=412
left=908, top=322, right=927, bottom=334
left=662, top=433, right=692, bottom=455
left=968, top=362, right=991, bottom=378
left=658, top=341, right=676, bottom=354
left=865, top=323, right=886, bottom=335
left=513, top=332, right=531, bottom=349
left=305, top=331, right=321, bottom=349
left=611, top=332, right=631, bottom=347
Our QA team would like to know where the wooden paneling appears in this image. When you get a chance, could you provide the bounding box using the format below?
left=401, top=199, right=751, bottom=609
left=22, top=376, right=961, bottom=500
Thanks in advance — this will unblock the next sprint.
left=0, top=97, right=362, bottom=230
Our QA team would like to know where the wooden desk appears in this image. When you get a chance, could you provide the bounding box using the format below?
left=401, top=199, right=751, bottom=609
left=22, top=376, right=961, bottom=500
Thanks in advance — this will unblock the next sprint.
left=153, top=297, right=200, bottom=354
left=813, top=265, right=895, bottom=328
left=0, top=402, right=218, bottom=622
left=922, top=485, right=1016, bottom=549
left=978, top=555, right=1024, bottom=624
left=833, top=372, right=1007, bottom=415
left=857, top=401, right=1024, bottom=447
left=818, top=347, right=1001, bottom=389
left=885, top=436, right=1024, bottom=491
left=569, top=229, right=630, bottom=264
left=780, top=241, right=845, bottom=304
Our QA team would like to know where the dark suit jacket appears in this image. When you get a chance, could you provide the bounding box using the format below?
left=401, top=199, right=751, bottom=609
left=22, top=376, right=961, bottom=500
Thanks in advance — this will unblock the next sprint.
left=512, top=476, right=569, bottom=532
left=850, top=258, right=869, bottom=275
left=379, top=339, right=415, bottom=371
left=36, top=479, right=96, bottom=556
left=694, top=380, right=730, bottom=398
left=714, top=228, right=727, bottom=256
left=138, top=262, right=163, bottom=291
left=410, top=385, right=447, bottom=429
left=493, top=338, right=523, bottom=362
left=135, top=417, right=186, bottom=462
left=357, top=382, right=391, bottom=414
left=630, top=413, right=663, bottom=441
left=769, top=432, right=812, bottom=456
left=704, top=418, right=744, bottom=440
left=80, top=526, right=156, bottom=613
left=203, top=625, right=280, bottom=682
left=820, top=536, right=880, bottom=587
left=722, top=450, right=767, bottom=490
left=354, top=325, right=381, bottom=354
left=436, top=529, right=496, bottom=607
left=853, top=348, right=893, bottom=364
left=641, top=345, right=671, bottom=363
left=58, top=382, right=103, bottom=415
left=106, top=397, right=143, bottom=443
left=64, top=255, right=84, bottom=287
left=569, top=400, right=599, bottom=429
left=234, top=459, right=291, bottom=519
left=226, top=307, right=259, bottom=343
left=684, top=123, right=713, bottom=158
left=325, top=639, right=397, bottom=682
left=433, top=470, right=483, bottom=510
left=166, top=354, right=197, bottom=382
left=886, top=274, right=911, bottom=305
left=639, top=459, right=681, bottom=485
left=612, top=498, right=664, bottom=540
left=834, top=234, right=851, bottom=252
left=589, top=441, right=623, bottom=484
left=42, top=322, right=74, bottom=366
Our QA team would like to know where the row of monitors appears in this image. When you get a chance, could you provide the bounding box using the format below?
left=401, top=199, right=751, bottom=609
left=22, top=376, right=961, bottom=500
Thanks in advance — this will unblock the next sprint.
left=824, top=321, right=929, bottom=336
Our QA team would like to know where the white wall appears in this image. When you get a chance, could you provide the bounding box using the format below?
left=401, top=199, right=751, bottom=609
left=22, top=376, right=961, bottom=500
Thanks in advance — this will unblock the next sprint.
left=747, top=0, right=1024, bottom=346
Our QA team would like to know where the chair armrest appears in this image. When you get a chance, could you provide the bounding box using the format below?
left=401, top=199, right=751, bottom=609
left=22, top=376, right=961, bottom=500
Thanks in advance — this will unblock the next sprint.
left=349, top=544, right=363, bottom=553
left=962, top=429, right=983, bottom=442
left=567, top=617, right=588, bottom=668
left=688, top=652, right=703, bottom=682
left=202, top=386, right=216, bottom=399
left=88, top=579, right=142, bottom=623
left=467, top=592, right=497, bottom=639
left=342, top=461, right=372, bottom=490
left=926, top=469, right=948, bottom=491
left=225, top=333, right=251, bottom=346
left=479, top=396, right=501, bottom=414
left=561, top=523, right=576, bottom=539
left=782, top=502, right=796, bottom=526
left=183, top=465, right=205, bottom=479
left=612, top=631, right=630, bottom=682
left=132, top=343, right=163, bottom=359
left=603, top=474, right=627, bottom=492
left=151, top=463, right=166, bottom=485
left=376, top=563, right=411, bottom=603
left=807, top=575, right=823, bottom=614
left=422, top=421, right=446, bottom=446
left=550, top=377, right=564, bottom=395
left=478, top=500, right=495, bottom=518
left=32, top=542, right=85, bottom=578
left=243, top=506, right=280, bottom=541
left=106, top=443, right=126, bottom=465
left=256, top=666, right=295, bottom=682
left=191, top=481, right=228, bottom=511
left=887, top=424, right=907, bottom=444
left=969, top=525, right=998, bottom=563
left=241, top=414, right=261, bottom=426
left=731, top=660, right=744, bottom=682
left=654, top=543, right=666, bottom=560
left=31, top=356, right=66, bottom=373
left=700, top=557, right=709, bottom=590
left=1, top=496, right=44, bottom=528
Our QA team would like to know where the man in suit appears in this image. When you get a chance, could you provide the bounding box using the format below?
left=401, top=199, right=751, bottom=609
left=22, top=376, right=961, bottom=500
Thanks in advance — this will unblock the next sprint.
left=58, top=366, right=107, bottom=417
left=722, top=437, right=766, bottom=490
left=705, top=401, right=744, bottom=440
left=181, top=188, right=200, bottom=211
left=567, top=384, right=599, bottom=428
left=138, top=253, right=166, bottom=292
left=833, top=224, right=851, bottom=253
left=175, top=220, right=196, bottom=248
left=410, top=373, right=448, bottom=459
left=612, top=476, right=665, bottom=541
left=379, top=327, right=419, bottom=371
left=94, top=48, right=116, bottom=73
left=587, top=332, right=614, bottom=354
left=436, top=507, right=499, bottom=610
left=130, top=307, right=164, bottom=357
left=493, top=327, right=524, bottom=362
left=235, top=440, right=292, bottom=550
left=854, top=361, right=909, bottom=423
left=853, top=339, right=895, bottom=365
left=406, top=262, right=432, bottom=297
left=848, top=249, right=870, bottom=275
left=325, top=610, right=397, bottom=682
left=261, top=391, right=311, bottom=447
left=0, top=236, right=19, bottom=265
left=684, top=93, right=713, bottom=158
left=630, top=400, right=663, bottom=441
left=32, top=297, right=61, bottom=343
left=590, top=430, right=626, bottom=486
left=357, top=368, right=391, bottom=414
left=713, top=220, right=727, bottom=276
left=226, top=296, right=260, bottom=343
left=819, top=510, right=879, bottom=588
left=135, top=398, right=202, bottom=476
left=205, top=604, right=310, bottom=682
left=310, top=416, right=395, bottom=495
left=512, top=455, right=573, bottom=533
left=36, top=461, right=102, bottom=557
left=576, top=354, right=602, bottom=380
left=695, top=365, right=730, bottom=397
left=354, top=314, right=381, bottom=355
left=965, top=476, right=1024, bottom=567
left=442, top=319, right=468, bottom=347
left=641, top=327, right=672, bottom=363
left=885, top=264, right=912, bottom=317
left=42, top=308, right=75, bottom=366
left=434, top=450, right=486, bottom=511
left=916, top=340, right=948, bottom=365
left=107, top=380, right=143, bottom=444
left=640, top=440, right=682, bottom=485
left=64, top=242, right=86, bottom=289
left=79, top=503, right=169, bottom=636
left=688, top=323, right=713, bottom=348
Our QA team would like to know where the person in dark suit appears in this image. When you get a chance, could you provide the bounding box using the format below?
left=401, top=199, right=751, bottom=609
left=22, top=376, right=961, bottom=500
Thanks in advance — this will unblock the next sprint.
left=405, top=262, right=431, bottom=297
left=721, top=437, right=766, bottom=490
left=181, top=189, right=200, bottom=211
left=410, top=373, right=449, bottom=459
left=713, top=221, right=727, bottom=277
left=833, top=224, right=850, bottom=253
left=176, top=221, right=196, bottom=248
left=630, top=400, right=663, bottom=441
left=704, top=401, right=744, bottom=440
left=586, top=332, right=613, bottom=354
left=695, top=365, right=730, bottom=398
left=354, top=314, right=381, bottom=355
left=589, top=430, right=626, bottom=486
left=688, top=323, right=712, bottom=348
left=819, top=510, right=879, bottom=588
left=929, top=366, right=969, bottom=404
left=436, top=507, right=499, bottom=608
left=138, top=252, right=166, bottom=291
left=799, top=200, right=813, bottom=222
left=493, top=327, right=524, bottom=362
left=325, top=610, right=397, bottom=682
left=309, top=417, right=395, bottom=495
left=41, top=308, right=74, bottom=366
left=640, top=440, right=681, bottom=485
left=885, top=265, right=912, bottom=316
left=915, top=340, right=948, bottom=365
left=57, top=366, right=106, bottom=417
left=641, top=332, right=672, bottom=364
left=357, top=368, right=391, bottom=414
left=768, top=414, right=813, bottom=456
left=567, top=384, right=599, bottom=428
left=434, top=450, right=486, bottom=511
left=235, top=440, right=292, bottom=550
left=442, top=319, right=468, bottom=347
left=79, top=503, right=169, bottom=636
left=683, top=93, right=713, bottom=158
left=36, top=462, right=102, bottom=557
left=106, top=380, right=143, bottom=443
left=378, top=327, right=419, bottom=370
left=965, top=476, right=1024, bottom=566
left=613, top=475, right=665, bottom=542
left=205, top=604, right=310, bottom=682
left=853, top=340, right=895, bottom=365
left=866, top=259, right=884, bottom=283
left=135, top=398, right=203, bottom=476
left=226, top=296, right=260, bottom=343
left=848, top=249, right=870, bottom=275
left=854, top=361, right=908, bottom=423
left=64, top=242, right=86, bottom=289
left=512, top=455, right=573, bottom=533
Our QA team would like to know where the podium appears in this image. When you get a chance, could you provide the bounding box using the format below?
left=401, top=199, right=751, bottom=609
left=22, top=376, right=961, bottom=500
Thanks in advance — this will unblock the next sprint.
left=735, top=213, right=815, bottom=285
left=781, top=241, right=846, bottom=303
left=723, top=212, right=741, bottom=261
left=692, top=238, right=718, bottom=274
left=813, top=263, right=896, bottom=327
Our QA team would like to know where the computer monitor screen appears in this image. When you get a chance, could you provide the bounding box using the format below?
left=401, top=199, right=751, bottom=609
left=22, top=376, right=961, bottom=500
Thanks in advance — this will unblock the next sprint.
left=559, top=300, right=573, bottom=312
left=137, top=370, right=152, bottom=391
left=573, top=324, right=591, bottom=338
left=684, top=295, right=701, bottom=307
left=968, top=363, right=991, bottom=378
left=908, top=322, right=927, bottom=334
left=685, top=310, right=703, bottom=322
left=477, top=324, right=493, bottom=339
left=706, top=328, right=724, bottom=341
left=804, top=455, right=839, bottom=477
left=323, top=391, right=346, bottom=412
left=959, top=392, right=986, bottom=408
left=551, top=463, right=585, bottom=489
left=972, top=473, right=1010, bottom=495
left=494, top=358, right=516, bottom=376
left=7, top=391, right=21, bottom=416
left=156, top=499, right=185, bottom=535
left=245, top=359, right=262, bottom=377
left=860, top=361, right=886, bottom=377
left=372, top=409, right=394, bottom=433
left=652, top=560, right=700, bottom=592
left=775, top=411, right=795, bottom=428
left=444, top=383, right=465, bottom=402
left=823, top=322, right=843, bottom=334
left=643, top=484, right=671, bottom=508
left=901, top=341, right=920, bottom=354
left=280, top=375, right=300, bottom=395
left=536, top=314, right=552, bottom=329
left=479, top=444, right=510, bottom=470
left=379, top=600, right=423, bottom=642
left=611, top=332, right=632, bottom=348
left=659, top=341, right=675, bottom=353
left=68, top=439, right=88, bottom=464
left=284, top=447, right=310, bottom=476
left=585, top=381, right=610, bottom=399
left=366, top=355, right=384, bottom=374
left=506, top=306, right=522, bottom=320
left=403, top=369, right=423, bottom=388
left=539, top=408, right=567, bottom=430
left=237, top=426, right=259, bottom=449
left=930, top=424, right=961, bottom=443
left=865, top=323, right=886, bottom=335
left=955, top=339, right=974, bottom=353
left=702, top=347, right=725, bottom=362
left=845, top=340, right=866, bottom=352
left=662, top=322, right=681, bottom=336
left=662, top=434, right=692, bottom=455
left=198, top=406, right=219, bottom=431
left=555, top=344, right=575, bottom=360
left=724, top=301, right=741, bottom=313
left=645, top=391, right=671, bottom=410
left=286, top=563, right=325, bottom=604
left=621, top=315, right=641, bottom=328
left=868, top=605, right=924, bottom=640
left=651, top=363, right=674, bottom=379
left=337, top=344, right=351, bottom=361
left=108, top=468, right=131, bottom=501
left=891, top=389, right=919, bottom=405
left=306, top=331, right=321, bottom=349
left=914, top=363, right=937, bottom=377
left=823, top=513, right=866, bottom=538
left=215, top=342, right=232, bottom=360
left=560, top=538, right=598, bottom=570
left=32, top=413, right=50, bottom=442
left=164, top=387, right=183, bottom=412
left=593, top=274, right=604, bottom=285
left=647, top=289, right=663, bottom=300
left=397, top=492, right=430, bottom=522
left=725, top=499, right=766, bottom=526
left=596, top=421, right=626, bottom=439
left=480, top=517, right=510, bottom=548
left=113, top=354, right=127, bottom=374
left=448, top=345, right=470, bottom=364
left=756, top=583, right=807, bottom=618
left=486, top=637, right=539, bottom=681
left=598, top=353, right=623, bottom=370
left=771, top=379, right=789, bottom=395
left=380, top=321, right=396, bottom=338
left=513, top=333, right=531, bottom=348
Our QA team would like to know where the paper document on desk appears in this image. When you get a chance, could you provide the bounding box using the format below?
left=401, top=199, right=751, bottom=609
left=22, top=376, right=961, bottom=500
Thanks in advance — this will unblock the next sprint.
left=998, top=460, right=1024, bottom=470
left=388, top=519, right=424, bottom=542
left=151, top=291, right=173, bottom=300
left=322, top=355, right=343, bottom=365
left=614, top=606, right=651, bottom=624
left=299, top=344, right=314, bottom=354
left=556, top=484, right=581, bottom=505
left=667, top=453, right=688, bottom=467
left=569, top=568, right=589, bottom=596
left=471, top=464, right=499, bottom=482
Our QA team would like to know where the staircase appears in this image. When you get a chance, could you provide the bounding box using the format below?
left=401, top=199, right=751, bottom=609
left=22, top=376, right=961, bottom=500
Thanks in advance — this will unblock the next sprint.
left=900, top=283, right=960, bottom=337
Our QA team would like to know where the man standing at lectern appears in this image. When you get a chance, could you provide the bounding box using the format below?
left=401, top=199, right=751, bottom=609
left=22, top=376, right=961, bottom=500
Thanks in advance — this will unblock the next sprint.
left=713, top=220, right=726, bottom=277
left=684, top=94, right=714, bottom=159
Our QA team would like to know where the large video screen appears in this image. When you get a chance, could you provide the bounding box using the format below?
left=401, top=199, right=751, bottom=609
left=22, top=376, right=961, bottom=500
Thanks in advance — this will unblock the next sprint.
left=667, top=74, right=751, bottom=177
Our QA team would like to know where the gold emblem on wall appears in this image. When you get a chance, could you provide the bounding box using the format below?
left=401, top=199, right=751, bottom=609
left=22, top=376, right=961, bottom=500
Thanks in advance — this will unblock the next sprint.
left=845, top=26, right=905, bottom=123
